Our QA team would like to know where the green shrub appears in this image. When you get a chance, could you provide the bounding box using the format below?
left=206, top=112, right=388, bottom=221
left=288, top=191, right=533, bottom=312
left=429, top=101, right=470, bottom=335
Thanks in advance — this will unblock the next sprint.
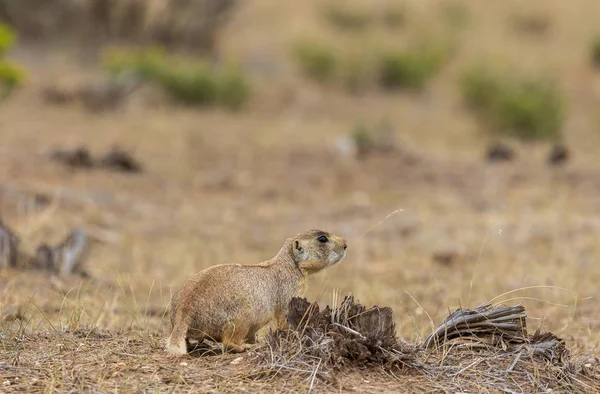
left=460, top=66, right=503, bottom=114
left=0, top=60, right=26, bottom=86
left=460, top=66, right=565, bottom=141
left=292, top=38, right=451, bottom=92
left=216, top=67, right=251, bottom=110
left=489, top=80, right=563, bottom=141
left=157, top=64, right=219, bottom=106
left=101, top=46, right=251, bottom=109
left=0, top=23, right=16, bottom=56
left=155, top=64, right=251, bottom=109
left=292, top=37, right=452, bottom=93
left=591, top=35, right=600, bottom=69
left=102, top=45, right=167, bottom=80
left=378, top=46, right=446, bottom=90
left=351, top=123, right=373, bottom=156
left=293, top=40, right=337, bottom=83
left=0, top=23, right=26, bottom=99
left=0, top=60, right=26, bottom=98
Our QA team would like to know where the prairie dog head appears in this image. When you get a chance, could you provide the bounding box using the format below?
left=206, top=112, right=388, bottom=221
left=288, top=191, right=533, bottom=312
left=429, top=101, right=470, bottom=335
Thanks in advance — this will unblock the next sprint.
left=289, top=229, right=347, bottom=275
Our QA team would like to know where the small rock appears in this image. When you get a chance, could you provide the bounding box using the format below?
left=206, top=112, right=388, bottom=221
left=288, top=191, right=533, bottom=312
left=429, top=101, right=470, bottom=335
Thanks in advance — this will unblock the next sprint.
left=334, top=137, right=358, bottom=158
left=432, top=247, right=468, bottom=266
left=548, top=143, right=569, bottom=166
left=41, top=85, right=77, bottom=105
left=98, top=147, right=143, bottom=173
left=48, top=146, right=94, bottom=169
left=486, top=143, right=515, bottom=163
left=78, top=75, right=141, bottom=113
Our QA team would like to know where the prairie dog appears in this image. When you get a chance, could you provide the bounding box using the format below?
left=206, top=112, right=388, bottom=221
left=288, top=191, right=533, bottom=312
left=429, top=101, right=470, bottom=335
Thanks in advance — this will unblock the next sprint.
left=165, top=229, right=348, bottom=355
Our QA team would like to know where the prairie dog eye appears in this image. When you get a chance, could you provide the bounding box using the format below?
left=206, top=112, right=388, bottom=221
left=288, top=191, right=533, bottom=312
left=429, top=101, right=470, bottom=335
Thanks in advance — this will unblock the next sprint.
left=317, top=235, right=328, bottom=243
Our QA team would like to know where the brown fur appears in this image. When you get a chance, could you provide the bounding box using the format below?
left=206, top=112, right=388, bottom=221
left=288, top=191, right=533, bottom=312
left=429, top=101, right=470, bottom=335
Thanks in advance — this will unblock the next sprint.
left=165, top=229, right=348, bottom=355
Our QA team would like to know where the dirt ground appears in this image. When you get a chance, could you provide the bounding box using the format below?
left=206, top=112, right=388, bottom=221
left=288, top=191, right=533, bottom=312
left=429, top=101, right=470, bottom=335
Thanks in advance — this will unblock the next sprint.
left=2, top=0, right=600, bottom=392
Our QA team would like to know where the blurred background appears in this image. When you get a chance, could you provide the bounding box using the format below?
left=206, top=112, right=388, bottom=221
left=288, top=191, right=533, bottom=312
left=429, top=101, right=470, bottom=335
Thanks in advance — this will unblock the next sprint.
left=1, top=0, right=600, bottom=349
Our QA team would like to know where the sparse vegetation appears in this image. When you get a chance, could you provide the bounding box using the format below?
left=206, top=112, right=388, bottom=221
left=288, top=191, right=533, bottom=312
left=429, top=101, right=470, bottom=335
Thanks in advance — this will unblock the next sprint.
left=378, top=45, right=447, bottom=90
left=293, top=39, right=449, bottom=92
left=0, top=23, right=26, bottom=99
left=461, top=65, right=565, bottom=141
left=0, top=60, right=26, bottom=97
left=347, top=119, right=399, bottom=159
left=0, top=22, right=16, bottom=55
left=215, top=66, right=252, bottom=110
left=292, top=39, right=338, bottom=84
left=295, top=1, right=457, bottom=92
left=322, top=0, right=406, bottom=31
left=440, top=1, right=471, bottom=30
left=2, top=295, right=598, bottom=392
left=156, top=64, right=220, bottom=106
left=103, top=45, right=167, bottom=81
left=336, top=47, right=379, bottom=93
left=460, top=65, right=503, bottom=113
left=591, top=35, right=600, bottom=69
left=491, top=80, right=564, bottom=141
left=322, top=1, right=373, bottom=31
left=102, top=46, right=251, bottom=109
left=351, top=123, right=374, bottom=157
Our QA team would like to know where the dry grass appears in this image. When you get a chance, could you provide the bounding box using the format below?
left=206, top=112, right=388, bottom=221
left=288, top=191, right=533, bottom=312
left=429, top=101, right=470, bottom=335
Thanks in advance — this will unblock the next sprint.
left=1, top=0, right=600, bottom=392
left=2, top=297, right=599, bottom=392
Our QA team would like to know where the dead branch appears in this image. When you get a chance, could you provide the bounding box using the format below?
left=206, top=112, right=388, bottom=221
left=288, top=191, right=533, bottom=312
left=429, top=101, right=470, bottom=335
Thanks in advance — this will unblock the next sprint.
left=423, top=303, right=528, bottom=349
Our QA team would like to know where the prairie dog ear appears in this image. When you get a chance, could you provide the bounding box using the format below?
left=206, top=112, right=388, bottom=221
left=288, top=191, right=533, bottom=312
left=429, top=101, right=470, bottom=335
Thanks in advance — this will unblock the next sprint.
left=291, top=239, right=306, bottom=262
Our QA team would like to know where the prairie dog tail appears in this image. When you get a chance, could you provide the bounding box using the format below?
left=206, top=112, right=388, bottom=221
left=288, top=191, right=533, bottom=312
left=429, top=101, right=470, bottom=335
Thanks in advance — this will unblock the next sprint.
left=166, top=309, right=191, bottom=356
